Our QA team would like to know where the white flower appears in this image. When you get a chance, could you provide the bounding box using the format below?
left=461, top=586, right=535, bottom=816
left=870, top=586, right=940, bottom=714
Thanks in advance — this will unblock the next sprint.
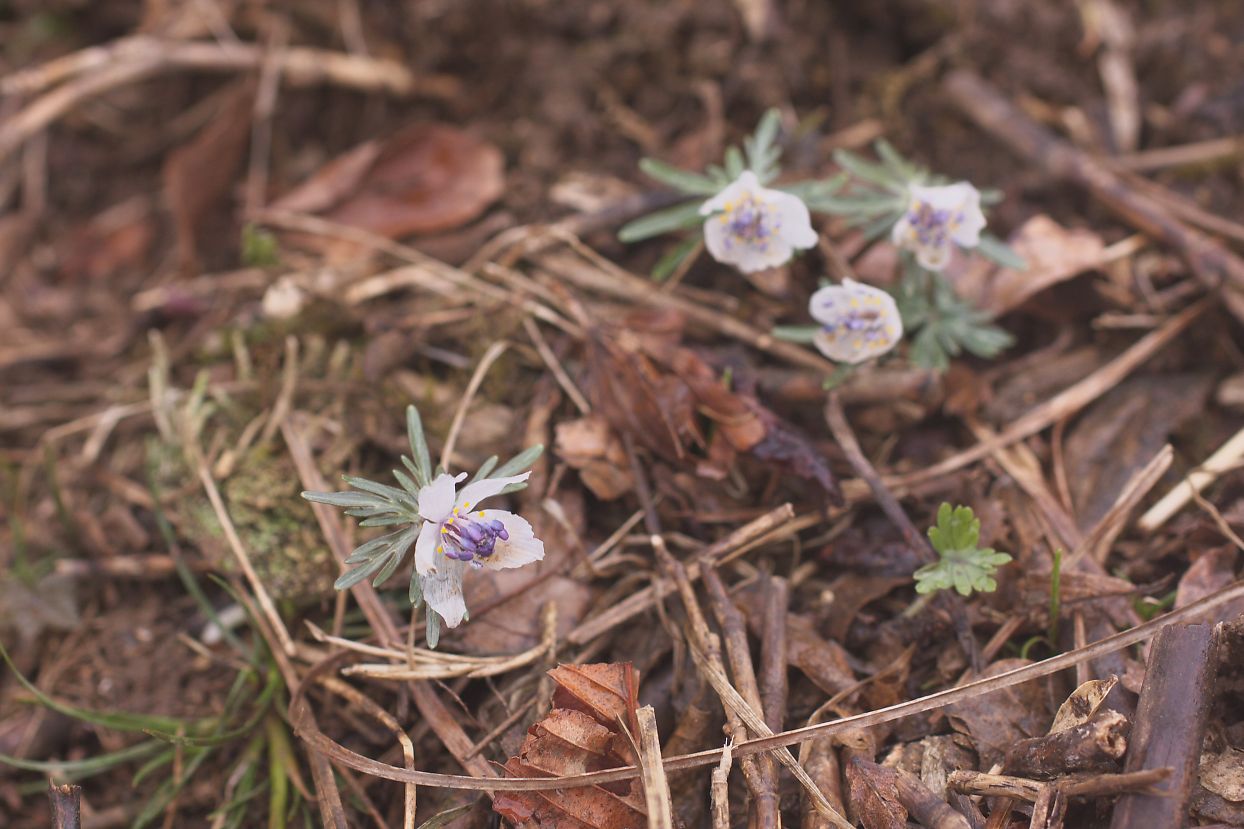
left=413, top=471, right=544, bottom=628
left=809, top=279, right=903, bottom=364
left=700, top=170, right=817, bottom=273
left=891, top=182, right=986, bottom=271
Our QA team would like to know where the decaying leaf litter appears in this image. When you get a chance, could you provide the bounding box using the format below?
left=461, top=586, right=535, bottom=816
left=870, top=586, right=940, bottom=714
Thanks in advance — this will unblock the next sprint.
left=4, top=2, right=1244, bottom=828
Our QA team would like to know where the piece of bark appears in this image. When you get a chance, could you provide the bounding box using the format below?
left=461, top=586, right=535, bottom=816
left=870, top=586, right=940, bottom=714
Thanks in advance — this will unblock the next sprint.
left=48, top=782, right=81, bottom=829
left=949, top=768, right=1171, bottom=803
left=759, top=576, right=789, bottom=735
left=1003, top=711, right=1129, bottom=779
left=1110, top=623, right=1220, bottom=829
left=802, top=739, right=846, bottom=829
left=894, top=768, right=971, bottom=829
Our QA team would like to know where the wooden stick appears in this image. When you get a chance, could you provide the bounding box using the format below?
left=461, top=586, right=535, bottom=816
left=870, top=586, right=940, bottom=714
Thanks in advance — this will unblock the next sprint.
left=1139, top=425, right=1244, bottom=531
left=47, top=782, right=81, bottom=829
left=635, top=705, right=675, bottom=829
left=1110, top=623, right=1220, bottom=829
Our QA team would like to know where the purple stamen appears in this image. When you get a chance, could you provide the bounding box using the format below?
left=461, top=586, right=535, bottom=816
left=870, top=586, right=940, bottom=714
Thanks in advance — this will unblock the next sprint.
left=442, top=515, right=509, bottom=562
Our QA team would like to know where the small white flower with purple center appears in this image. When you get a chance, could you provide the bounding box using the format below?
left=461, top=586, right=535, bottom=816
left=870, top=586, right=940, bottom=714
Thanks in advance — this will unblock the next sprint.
left=809, top=279, right=903, bottom=364
left=414, top=471, right=544, bottom=628
left=700, top=170, right=818, bottom=273
left=891, top=182, right=987, bottom=271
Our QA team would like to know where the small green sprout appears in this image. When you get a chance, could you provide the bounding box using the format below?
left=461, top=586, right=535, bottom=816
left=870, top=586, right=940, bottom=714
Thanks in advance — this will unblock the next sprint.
left=913, top=503, right=1012, bottom=597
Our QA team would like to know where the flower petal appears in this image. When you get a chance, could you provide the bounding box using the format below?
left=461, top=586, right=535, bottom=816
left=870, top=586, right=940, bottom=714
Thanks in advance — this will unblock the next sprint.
left=414, top=520, right=440, bottom=575
left=909, top=182, right=974, bottom=211
left=417, top=473, right=459, bottom=522
left=475, top=509, right=545, bottom=570
left=768, top=189, right=818, bottom=249
left=422, top=559, right=468, bottom=628
left=455, top=472, right=531, bottom=511
left=700, top=170, right=758, bottom=216
left=809, top=279, right=903, bottom=364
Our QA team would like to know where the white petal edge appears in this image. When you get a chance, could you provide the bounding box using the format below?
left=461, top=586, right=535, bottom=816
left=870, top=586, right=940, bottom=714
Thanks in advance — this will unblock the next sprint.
left=768, top=189, right=818, bottom=249
left=422, top=561, right=468, bottom=628
left=455, top=472, right=531, bottom=511
left=414, top=520, right=441, bottom=575
left=700, top=170, right=759, bottom=216
left=909, top=182, right=977, bottom=212
left=417, top=473, right=458, bottom=522
left=477, top=509, right=545, bottom=571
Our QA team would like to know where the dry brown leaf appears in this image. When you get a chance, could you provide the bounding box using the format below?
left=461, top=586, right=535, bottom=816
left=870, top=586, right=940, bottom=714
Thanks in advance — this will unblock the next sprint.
left=945, top=658, right=1052, bottom=768
left=1200, top=748, right=1244, bottom=802
left=845, top=757, right=907, bottom=829
left=1064, top=373, right=1212, bottom=530
left=493, top=664, right=646, bottom=829
left=548, top=663, right=638, bottom=736
left=162, top=82, right=256, bottom=270
left=1176, top=546, right=1240, bottom=609
left=554, top=416, right=634, bottom=500
left=273, top=122, right=504, bottom=239
left=1049, top=676, right=1118, bottom=734
left=60, top=201, right=154, bottom=282
left=953, top=215, right=1107, bottom=315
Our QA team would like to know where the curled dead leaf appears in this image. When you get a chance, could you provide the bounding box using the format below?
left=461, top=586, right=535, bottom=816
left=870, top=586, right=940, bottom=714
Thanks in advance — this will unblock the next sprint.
left=951, top=214, right=1106, bottom=315
left=493, top=663, right=646, bottom=829
left=273, top=122, right=504, bottom=238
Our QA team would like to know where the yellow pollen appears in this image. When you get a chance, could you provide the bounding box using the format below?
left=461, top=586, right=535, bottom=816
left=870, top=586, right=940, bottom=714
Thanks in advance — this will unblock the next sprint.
left=853, top=339, right=863, bottom=348
left=436, top=546, right=442, bottom=553
left=478, top=511, right=486, bottom=518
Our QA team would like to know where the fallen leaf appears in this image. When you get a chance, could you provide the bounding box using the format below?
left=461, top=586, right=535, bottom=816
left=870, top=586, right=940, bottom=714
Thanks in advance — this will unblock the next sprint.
left=549, top=663, right=638, bottom=735
left=845, top=757, right=907, bottom=829
left=953, top=215, right=1107, bottom=316
left=493, top=664, right=647, bottom=829
left=1049, top=676, right=1118, bottom=734
left=1176, top=546, right=1240, bottom=609
left=273, top=123, right=504, bottom=238
left=555, top=416, right=634, bottom=500
left=60, top=199, right=154, bottom=282
left=1201, top=748, right=1244, bottom=802
left=1064, top=373, right=1212, bottom=530
left=163, top=82, right=256, bottom=270
left=945, top=658, right=1052, bottom=768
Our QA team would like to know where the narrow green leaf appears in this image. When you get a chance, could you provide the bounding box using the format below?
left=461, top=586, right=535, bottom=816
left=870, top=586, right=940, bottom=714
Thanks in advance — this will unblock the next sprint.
left=833, top=149, right=906, bottom=189
left=975, top=234, right=1028, bottom=270
left=0, top=642, right=184, bottom=734
left=0, top=740, right=164, bottom=779
left=341, top=475, right=412, bottom=506
left=618, top=200, right=705, bottom=243
left=425, top=608, right=441, bottom=650
left=406, top=405, right=432, bottom=486
left=638, top=158, right=720, bottom=195
left=493, top=444, right=544, bottom=478
left=771, top=325, right=820, bottom=344
left=651, top=236, right=702, bottom=282
left=334, top=555, right=389, bottom=590
left=300, top=490, right=384, bottom=509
